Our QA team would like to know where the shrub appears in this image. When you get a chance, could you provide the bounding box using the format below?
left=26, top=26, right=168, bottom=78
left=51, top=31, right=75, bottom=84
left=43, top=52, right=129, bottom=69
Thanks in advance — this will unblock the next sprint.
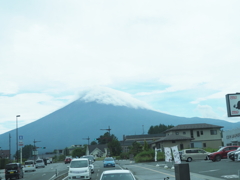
left=134, top=150, right=165, bottom=163
left=134, top=150, right=154, bottom=163
left=203, top=148, right=218, bottom=153
left=120, top=152, right=129, bottom=159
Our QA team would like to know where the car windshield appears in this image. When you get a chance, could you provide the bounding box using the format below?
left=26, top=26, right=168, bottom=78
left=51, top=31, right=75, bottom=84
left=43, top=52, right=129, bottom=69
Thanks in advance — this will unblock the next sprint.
left=102, top=173, right=135, bottom=180
left=70, top=161, right=88, bottom=168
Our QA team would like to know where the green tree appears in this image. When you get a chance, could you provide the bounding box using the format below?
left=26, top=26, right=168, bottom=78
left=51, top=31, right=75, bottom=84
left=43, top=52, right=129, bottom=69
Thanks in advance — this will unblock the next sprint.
left=97, top=132, right=111, bottom=144
left=107, top=136, right=122, bottom=156
left=90, top=141, right=97, bottom=145
left=72, top=148, right=85, bottom=158
left=129, top=142, right=142, bottom=156
left=148, top=124, right=174, bottom=134
left=143, top=140, right=149, bottom=151
left=15, top=144, right=34, bottom=160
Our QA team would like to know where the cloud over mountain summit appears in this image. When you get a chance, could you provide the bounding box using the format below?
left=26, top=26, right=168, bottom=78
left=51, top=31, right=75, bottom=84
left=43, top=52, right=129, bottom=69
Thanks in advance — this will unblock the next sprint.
left=77, top=87, right=152, bottom=110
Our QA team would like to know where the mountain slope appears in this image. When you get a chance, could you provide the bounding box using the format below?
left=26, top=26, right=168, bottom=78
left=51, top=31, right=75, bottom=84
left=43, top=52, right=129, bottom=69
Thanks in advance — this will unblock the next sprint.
left=1, top=99, right=239, bottom=155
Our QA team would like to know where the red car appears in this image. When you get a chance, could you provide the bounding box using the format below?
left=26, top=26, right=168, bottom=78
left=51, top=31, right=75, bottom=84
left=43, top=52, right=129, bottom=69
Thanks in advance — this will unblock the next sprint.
left=208, top=146, right=240, bottom=162
left=64, top=158, right=72, bottom=164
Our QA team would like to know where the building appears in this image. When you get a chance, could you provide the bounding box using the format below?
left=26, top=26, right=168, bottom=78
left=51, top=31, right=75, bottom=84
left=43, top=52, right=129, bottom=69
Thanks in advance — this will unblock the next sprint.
left=222, top=127, right=240, bottom=146
left=121, top=134, right=165, bottom=153
left=152, top=123, right=223, bottom=150
left=86, top=144, right=108, bottom=158
left=0, top=150, right=10, bottom=159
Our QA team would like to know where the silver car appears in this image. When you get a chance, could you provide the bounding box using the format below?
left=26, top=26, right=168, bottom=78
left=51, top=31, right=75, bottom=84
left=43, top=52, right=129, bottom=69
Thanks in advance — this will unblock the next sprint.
left=181, top=149, right=210, bottom=162
left=100, top=170, right=136, bottom=180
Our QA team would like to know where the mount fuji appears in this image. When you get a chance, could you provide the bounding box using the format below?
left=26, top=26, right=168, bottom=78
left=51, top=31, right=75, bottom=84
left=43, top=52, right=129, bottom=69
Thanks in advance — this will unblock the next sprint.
left=0, top=87, right=238, bottom=154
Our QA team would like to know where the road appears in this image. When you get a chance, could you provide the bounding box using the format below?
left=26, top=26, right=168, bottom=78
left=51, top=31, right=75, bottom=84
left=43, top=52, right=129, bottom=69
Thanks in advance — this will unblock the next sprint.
left=2, top=159, right=240, bottom=180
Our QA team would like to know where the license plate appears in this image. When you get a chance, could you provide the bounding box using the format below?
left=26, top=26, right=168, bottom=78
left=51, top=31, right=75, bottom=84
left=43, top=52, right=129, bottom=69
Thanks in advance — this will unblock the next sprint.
left=72, top=176, right=81, bottom=179
left=10, top=172, right=14, bottom=174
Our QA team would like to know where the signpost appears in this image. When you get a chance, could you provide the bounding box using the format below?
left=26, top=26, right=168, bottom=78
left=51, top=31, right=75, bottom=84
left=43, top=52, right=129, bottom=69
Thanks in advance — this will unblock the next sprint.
left=19, top=135, right=23, bottom=163
left=226, top=93, right=240, bottom=117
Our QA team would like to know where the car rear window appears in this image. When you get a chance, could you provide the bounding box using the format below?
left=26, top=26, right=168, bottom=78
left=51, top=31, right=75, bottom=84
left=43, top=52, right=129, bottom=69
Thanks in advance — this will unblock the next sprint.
left=25, top=161, right=34, bottom=165
left=102, top=173, right=135, bottom=180
left=6, top=164, right=18, bottom=170
left=36, top=160, right=43, bottom=163
left=70, top=160, right=88, bottom=168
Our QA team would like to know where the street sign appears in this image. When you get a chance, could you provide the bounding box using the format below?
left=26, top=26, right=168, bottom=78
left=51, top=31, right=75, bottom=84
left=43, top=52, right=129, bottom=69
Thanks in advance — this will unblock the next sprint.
left=32, top=151, right=38, bottom=155
left=226, top=93, right=240, bottom=117
left=19, top=135, right=23, bottom=140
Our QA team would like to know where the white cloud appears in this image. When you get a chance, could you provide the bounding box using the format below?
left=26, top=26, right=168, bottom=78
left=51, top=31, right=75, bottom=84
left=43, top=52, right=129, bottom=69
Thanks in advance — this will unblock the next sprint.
left=78, top=86, right=152, bottom=110
left=195, top=105, right=219, bottom=119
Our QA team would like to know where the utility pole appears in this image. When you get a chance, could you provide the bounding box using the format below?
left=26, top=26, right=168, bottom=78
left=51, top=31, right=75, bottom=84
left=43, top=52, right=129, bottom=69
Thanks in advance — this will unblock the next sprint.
left=9, top=133, right=11, bottom=161
left=33, top=139, right=41, bottom=163
left=100, top=126, right=111, bottom=136
left=82, top=136, right=90, bottom=145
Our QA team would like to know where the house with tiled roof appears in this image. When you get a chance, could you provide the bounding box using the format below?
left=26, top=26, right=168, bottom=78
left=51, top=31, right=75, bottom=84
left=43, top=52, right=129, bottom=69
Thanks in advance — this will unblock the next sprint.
left=86, top=144, right=108, bottom=158
left=120, top=134, right=165, bottom=153
left=152, top=123, right=223, bottom=150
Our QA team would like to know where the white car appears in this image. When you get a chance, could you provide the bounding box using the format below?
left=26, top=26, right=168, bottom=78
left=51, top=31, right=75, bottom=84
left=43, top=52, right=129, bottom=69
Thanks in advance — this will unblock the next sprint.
left=68, top=158, right=91, bottom=179
left=35, top=159, right=45, bottom=168
left=234, top=150, right=240, bottom=161
left=100, top=170, right=136, bottom=180
left=24, top=160, right=36, bottom=172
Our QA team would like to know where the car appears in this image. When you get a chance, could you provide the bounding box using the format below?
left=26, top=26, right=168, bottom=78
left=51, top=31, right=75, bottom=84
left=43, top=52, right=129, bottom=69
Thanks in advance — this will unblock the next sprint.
left=81, top=155, right=95, bottom=163
left=68, top=158, right=92, bottom=180
left=5, top=163, right=24, bottom=180
left=181, top=149, right=210, bottom=162
left=65, top=157, right=72, bottom=164
left=24, top=160, right=36, bottom=172
left=103, top=157, right=115, bottom=167
left=81, top=156, right=95, bottom=173
left=35, top=159, right=45, bottom=168
left=100, top=169, right=136, bottom=180
left=208, top=146, right=240, bottom=162
left=227, top=147, right=240, bottom=161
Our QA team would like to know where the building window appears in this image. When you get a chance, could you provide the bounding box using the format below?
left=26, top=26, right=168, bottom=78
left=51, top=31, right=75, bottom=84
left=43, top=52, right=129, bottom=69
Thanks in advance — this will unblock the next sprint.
left=201, top=131, right=203, bottom=135
left=203, top=143, right=206, bottom=147
left=210, top=130, right=217, bottom=135
left=183, top=132, right=186, bottom=135
left=197, top=131, right=200, bottom=137
left=175, top=132, right=179, bottom=135
left=172, top=140, right=176, bottom=143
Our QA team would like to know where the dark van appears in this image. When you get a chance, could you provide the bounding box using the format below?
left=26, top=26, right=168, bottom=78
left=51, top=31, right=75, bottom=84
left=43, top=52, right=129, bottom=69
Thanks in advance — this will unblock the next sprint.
left=5, top=163, right=24, bottom=180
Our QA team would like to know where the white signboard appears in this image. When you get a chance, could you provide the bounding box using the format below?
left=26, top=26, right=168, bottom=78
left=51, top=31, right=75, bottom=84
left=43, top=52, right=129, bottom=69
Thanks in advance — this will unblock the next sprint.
left=226, top=94, right=240, bottom=117
left=171, top=146, right=181, bottom=164
left=19, top=140, right=23, bottom=146
left=164, top=147, right=172, bottom=162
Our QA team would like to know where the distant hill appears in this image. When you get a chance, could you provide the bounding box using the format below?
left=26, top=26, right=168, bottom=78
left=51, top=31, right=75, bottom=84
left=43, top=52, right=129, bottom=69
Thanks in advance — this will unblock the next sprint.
left=1, top=88, right=240, bottom=156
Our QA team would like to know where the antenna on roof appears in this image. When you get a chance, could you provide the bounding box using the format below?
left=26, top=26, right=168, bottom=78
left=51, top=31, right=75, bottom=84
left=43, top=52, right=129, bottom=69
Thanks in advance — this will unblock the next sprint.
left=142, top=125, right=144, bottom=134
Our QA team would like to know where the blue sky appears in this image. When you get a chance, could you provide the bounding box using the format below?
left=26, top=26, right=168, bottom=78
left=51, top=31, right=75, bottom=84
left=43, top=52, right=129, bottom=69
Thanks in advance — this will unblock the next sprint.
left=1, top=0, right=240, bottom=134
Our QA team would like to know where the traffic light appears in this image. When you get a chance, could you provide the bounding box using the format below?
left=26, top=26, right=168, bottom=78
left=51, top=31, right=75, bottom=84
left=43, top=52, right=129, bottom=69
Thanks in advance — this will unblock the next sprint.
left=42, top=147, right=46, bottom=149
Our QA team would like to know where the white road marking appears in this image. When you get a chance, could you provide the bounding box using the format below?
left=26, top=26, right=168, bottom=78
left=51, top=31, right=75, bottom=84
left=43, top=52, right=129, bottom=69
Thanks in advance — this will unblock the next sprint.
left=199, top=169, right=219, bottom=173
left=221, top=175, right=239, bottom=178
